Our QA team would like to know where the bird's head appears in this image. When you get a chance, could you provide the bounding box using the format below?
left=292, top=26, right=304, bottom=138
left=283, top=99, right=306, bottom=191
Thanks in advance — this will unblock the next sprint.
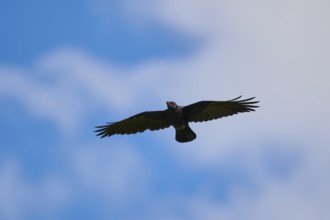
left=166, top=101, right=178, bottom=109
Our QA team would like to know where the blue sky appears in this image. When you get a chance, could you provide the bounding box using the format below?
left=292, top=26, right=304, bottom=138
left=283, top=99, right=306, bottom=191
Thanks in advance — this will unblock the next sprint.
left=0, top=0, right=198, bottom=66
left=1, top=0, right=330, bottom=219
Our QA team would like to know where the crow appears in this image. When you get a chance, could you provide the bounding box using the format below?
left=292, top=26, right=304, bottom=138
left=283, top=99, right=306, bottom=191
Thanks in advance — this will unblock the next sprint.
left=95, top=96, right=259, bottom=143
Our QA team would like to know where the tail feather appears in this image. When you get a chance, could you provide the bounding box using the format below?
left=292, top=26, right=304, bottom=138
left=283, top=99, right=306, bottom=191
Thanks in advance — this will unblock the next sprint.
left=175, top=125, right=196, bottom=143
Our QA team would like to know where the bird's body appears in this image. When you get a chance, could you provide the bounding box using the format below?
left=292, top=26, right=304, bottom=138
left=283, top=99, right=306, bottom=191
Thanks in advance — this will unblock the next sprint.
left=165, top=101, right=196, bottom=142
left=95, top=96, right=259, bottom=143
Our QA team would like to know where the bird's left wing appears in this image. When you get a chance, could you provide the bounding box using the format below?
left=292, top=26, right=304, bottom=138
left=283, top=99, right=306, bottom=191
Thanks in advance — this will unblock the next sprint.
left=95, top=110, right=171, bottom=138
left=182, top=96, right=259, bottom=123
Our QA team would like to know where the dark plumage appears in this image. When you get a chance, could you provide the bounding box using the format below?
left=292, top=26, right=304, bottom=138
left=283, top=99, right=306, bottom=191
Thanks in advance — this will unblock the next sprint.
left=95, top=96, right=259, bottom=143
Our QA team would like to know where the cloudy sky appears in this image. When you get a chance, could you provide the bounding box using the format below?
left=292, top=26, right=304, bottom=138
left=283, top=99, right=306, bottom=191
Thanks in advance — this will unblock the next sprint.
left=1, top=0, right=330, bottom=219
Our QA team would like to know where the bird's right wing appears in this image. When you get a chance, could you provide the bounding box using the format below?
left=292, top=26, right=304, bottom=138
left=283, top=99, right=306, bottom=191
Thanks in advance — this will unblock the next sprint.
left=182, top=96, right=259, bottom=123
left=95, top=110, right=171, bottom=138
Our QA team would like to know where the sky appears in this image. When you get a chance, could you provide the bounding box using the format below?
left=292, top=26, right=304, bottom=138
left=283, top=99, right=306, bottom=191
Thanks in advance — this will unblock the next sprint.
left=1, top=0, right=330, bottom=219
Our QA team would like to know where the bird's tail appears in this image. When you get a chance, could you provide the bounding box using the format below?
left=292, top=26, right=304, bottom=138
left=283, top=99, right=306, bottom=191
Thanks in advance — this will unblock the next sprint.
left=175, top=125, right=196, bottom=143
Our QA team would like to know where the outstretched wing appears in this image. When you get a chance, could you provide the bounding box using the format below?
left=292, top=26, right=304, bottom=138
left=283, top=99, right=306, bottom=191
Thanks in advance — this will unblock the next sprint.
left=95, top=110, right=171, bottom=138
left=182, top=96, right=259, bottom=123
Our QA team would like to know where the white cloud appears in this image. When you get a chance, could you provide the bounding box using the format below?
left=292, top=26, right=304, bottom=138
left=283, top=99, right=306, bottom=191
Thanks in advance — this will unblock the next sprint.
left=121, top=0, right=330, bottom=157
left=1, top=0, right=330, bottom=218
left=0, top=48, right=173, bottom=133
left=1, top=0, right=330, bottom=157
left=186, top=152, right=330, bottom=220
left=0, top=66, right=84, bottom=133
left=119, top=1, right=330, bottom=219
left=0, top=143, right=150, bottom=220
left=70, top=141, right=150, bottom=203
left=0, top=160, right=71, bottom=220
left=0, top=160, right=30, bottom=220
left=138, top=143, right=330, bottom=220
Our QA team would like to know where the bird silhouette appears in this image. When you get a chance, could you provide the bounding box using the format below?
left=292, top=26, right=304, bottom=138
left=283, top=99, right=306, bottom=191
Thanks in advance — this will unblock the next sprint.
left=95, top=96, right=259, bottom=143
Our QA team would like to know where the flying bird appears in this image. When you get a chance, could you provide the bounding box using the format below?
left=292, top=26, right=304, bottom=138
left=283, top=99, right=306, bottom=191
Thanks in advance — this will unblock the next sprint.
left=95, top=96, right=259, bottom=143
